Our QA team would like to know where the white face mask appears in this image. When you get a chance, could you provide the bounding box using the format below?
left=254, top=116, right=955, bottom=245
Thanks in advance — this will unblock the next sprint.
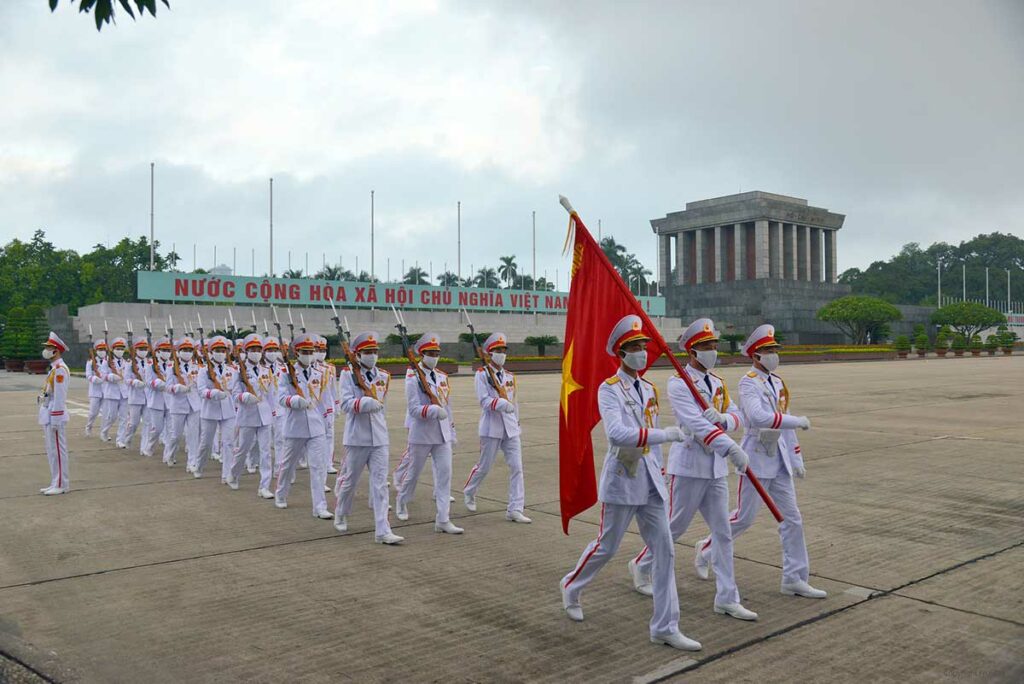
left=695, top=349, right=718, bottom=370
left=158, top=350, right=172, bottom=362
left=490, top=352, right=506, bottom=367
left=247, top=351, right=262, bottom=363
left=42, top=348, right=56, bottom=360
left=178, top=351, right=193, bottom=362
left=421, top=355, right=439, bottom=370
left=359, top=353, right=378, bottom=369
left=113, top=348, right=125, bottom=358
left=757, top=352, right=780, bottom=372
left=266, top=351, right=279, bottom=363
left=622, top=350, right=648, bottom=371
left=212, top=351, right=227, bottom=364
left=96, top=350, right=107, bottom=359
left=314, top=351, right=326, bottom=362
left=298, top=353, right=314, bottom=367
left=136, top=349, right=148, bottom=359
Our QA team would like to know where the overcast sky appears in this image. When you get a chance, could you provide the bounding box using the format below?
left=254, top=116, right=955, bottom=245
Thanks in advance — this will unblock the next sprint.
left=2, top=0, right=1022, bottom=284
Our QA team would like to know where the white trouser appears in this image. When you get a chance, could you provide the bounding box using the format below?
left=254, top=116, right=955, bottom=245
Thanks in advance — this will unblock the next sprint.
left=394, top=442, right=453, bottom=524
left=164, top=411, right=199, bottom=465
left=636, top=475, right=739, bottom=606
left=700, top=473, right=809, bottom=586
left=141, top=408, right=164, bottom=456
left=85, top=396, right=103, bottom=431
left=235, top=425, right=273, bottom=490
left=197, top=417, right=235, bottom=477
left=325, top=413, right=336, bottom=466
left=117, top=403, right=145, bottom=446
left=275, top=435, right=328, bottom=514
left=100, top=397, right=125, bottom=440
left=43, top=424, right=70, bottom=491
left=272, top=415, right=285, bottom=464
left=334, top=445, right=393, bottom=537
left=463, top=435, right=524, bottom=513
left=560, top=483, right=681, bottom=638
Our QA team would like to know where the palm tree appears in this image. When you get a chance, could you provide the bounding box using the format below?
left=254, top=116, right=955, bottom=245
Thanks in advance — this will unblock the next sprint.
left=165, top=250, right=181, bottom=271
left=314, top=265, right=352, bottom=280
left=497, top=255, right=518, bottom=287
left=473, top=267, right=500, bottom=288
left=282, top=268, right=304, bottom=279
left=403, top=267, right=429, bottom=285
left=436, top=271, right=460, bottom=287
left=355, top=271, right=379, bottom=283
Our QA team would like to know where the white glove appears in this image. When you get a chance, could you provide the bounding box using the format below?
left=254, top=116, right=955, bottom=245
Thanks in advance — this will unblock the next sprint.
left=288, top=396, right=310, bottom=410
left=358, top=398, right=384, bottom=414
left=662, top=426, right=686, bottom=442
left=496, top=399, right=517, bottom=414
left=702, top=407, right=725, bottom=425
left=726, top=444, right=749, bottom=473
left=210, top=389, right=227, bottom=400
left=796, top=416, right=811, bottom=431
left=170, top=384, right=185, bottom=395
left=106, top=375, right=119, bottom=383
left=425, top=404, right=446, bottom=420
left=242, top=392, right=259, bottom=405
left=132, top=379, right=144, bottom=389
left=88, top=375, right=103, bottom=385
left=793, top=464, right=806, bottom=479
left=154, top=380, right=167, bottom=391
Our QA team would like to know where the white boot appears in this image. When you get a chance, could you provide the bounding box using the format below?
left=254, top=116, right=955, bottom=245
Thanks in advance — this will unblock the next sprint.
left=781, top=580, right=827, bottom=599
left=561, top=585, right=583, bottom=622
left=396, top=500, right=409, bottom=521
left=375, top=532, right=404, bottom=545
left=434, top=521, right=464, bottom=534
left=333, top=515, right=348, bottom=533
left=650, top=631, right=702, bottom=651
left=464, top=493, right=477, bottom=512
left=505, top=510, right=532, bottom=524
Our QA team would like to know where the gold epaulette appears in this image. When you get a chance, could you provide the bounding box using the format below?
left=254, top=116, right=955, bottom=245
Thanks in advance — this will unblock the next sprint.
left=604, top=376, right=621, bottom=385
left=745, top=371, right=758, bottom=378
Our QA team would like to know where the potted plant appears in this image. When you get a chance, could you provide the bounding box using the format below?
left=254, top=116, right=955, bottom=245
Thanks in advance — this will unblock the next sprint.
left=951, top=333, right=967, bottom=357
left=913, top=332, right=929, bottom=357
left=998, top=326, right=1017, bottom=355
left=984, top=334, right=1000, bottom=356
left=523, top=335, right=559, bottom=357
left=934, top=327, right=950, bottom=357
left=969, top=335, right=983, bottom=357
left=894, top=335, right=911, bottom=358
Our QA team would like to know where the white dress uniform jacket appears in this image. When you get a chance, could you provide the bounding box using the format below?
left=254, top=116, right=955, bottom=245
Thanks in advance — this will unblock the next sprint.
left=738, top=367, right=804, bottom=480
left=405, top=364, right=454, bottom=444
left=199, top=362, right=237, bottom=421
left=167, top=361, right=202, bottom=414
left=38, top=359, right=70, bottom=427
left=340, top=366, right=391, bottom=446
left=233, top=361, right=275, bottom=427
left=279, top=363, right=328, bottom=438
left=667, top=366, right=741, bottom=479
left=145, top=360, right=173, bottom=410
left=596, top=369, right=672, bottom=506
left=475, top=366, right=520, bottom=439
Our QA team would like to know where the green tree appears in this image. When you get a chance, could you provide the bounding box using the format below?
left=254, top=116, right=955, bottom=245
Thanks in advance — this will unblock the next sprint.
left=534, top=276, right=555, bottom=292
left=599, top=236, right=652, bottom=290
left=403, top=267, right=429, bottom=285
left=282, top=269, right=304, bottom=279
left=524, top=334, right=559, bottom=356
left=497, top=255, right=518, bottom=287
left=315, top=265, right=353, bottom=281
left=816, top=295, right=903, bottom=345
left=50, top=0, right=170, bottom=32
left=458, top=332, right=490, bottom=345
left=436, top=271, right=460, bottom=287
left=930, top=301, right=1006, bottom=341
left=473, top=267, right=500, bottom=289
left=79, top=236, right=167, bottom=305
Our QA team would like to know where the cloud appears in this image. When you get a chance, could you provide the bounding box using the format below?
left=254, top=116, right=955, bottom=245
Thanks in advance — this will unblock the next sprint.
left=1, top=0, right=1022, bottom=281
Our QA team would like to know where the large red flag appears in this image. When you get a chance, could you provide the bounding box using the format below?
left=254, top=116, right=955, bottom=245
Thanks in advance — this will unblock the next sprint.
left=557, top=197, right=784, bottom=533
left=557, top=198, right=672, bottom=533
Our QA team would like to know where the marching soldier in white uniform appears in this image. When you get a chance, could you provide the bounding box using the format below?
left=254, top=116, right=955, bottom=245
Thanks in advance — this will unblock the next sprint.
left=232, top=333, right=275, bottom=497
left=274, top=333, right=333, bottom=519
left=263, top=337, right=286, bottom=468
left=84, top=339, right=106, bottom=436
left=559, top=315, right=700, bottom=651
left=463, top=332, right=530, bottom=523
left=333, top=331, right=404, bottom=544
left=315, top=336, right=340, bottom=476
left=695, top=324, right=826, bottom=599
left=629, top=318, right=757, bottom=621
left=195, top=336, right=238, bottom=481
left=164, top=337, right=201, bottom=468
left=141, top=337, right=174, bottom=458
left=38, top=332, right=71, bottom=495
left=99, top=337, right=129, bottom=442
left=116, top=338, right=149, bottom=450
left=394, top=333, right=463, bottom=534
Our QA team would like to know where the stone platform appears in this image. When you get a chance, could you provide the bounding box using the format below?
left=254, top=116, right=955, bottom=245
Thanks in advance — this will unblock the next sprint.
left=0, top=356, right=1021, bottom=682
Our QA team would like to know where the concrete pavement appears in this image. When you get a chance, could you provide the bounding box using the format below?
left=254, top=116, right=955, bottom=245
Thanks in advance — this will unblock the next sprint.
left=0, top=356, right=1021, bottom=682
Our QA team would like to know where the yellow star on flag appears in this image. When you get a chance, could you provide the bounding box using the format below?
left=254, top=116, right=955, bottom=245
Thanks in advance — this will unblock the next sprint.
left=560, top=341, right=583, bottom=425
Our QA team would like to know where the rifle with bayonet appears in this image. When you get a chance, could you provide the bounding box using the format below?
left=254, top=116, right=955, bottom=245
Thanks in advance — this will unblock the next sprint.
left=328, top=298, right=376, bottom=399
left=461, top=308, right=508, bottom=400
left=390, top=306, right=441, bottom=406
left=144, top=316, right=164, bottom=382
left=273, top=306, right=304, bottom=399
